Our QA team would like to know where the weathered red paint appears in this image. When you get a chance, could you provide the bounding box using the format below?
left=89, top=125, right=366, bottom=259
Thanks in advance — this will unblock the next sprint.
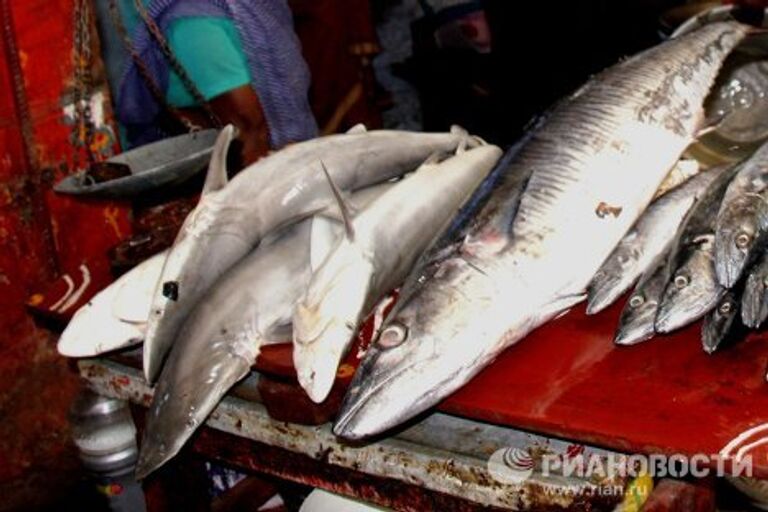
left=0, top=0, right=131, bottom=355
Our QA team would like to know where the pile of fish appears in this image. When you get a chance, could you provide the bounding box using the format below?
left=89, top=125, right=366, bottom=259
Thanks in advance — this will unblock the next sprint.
left=59, top=20, right=768, bottom=477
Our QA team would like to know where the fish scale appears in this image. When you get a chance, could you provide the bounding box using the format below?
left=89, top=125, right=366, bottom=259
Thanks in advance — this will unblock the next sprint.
left=334, top=22, right=750, bottom=440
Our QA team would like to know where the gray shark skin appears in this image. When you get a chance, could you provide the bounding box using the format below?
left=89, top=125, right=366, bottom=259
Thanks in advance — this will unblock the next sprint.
left=143, top=124, right=475, bottom=382
left=136, top=184, right=394, bottom=479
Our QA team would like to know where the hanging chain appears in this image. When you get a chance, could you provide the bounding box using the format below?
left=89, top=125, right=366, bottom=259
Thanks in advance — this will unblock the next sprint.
left=72, top=0, right=98, bottom=165
left=107, top=0, right=199, bottom=134
left=132, top=0, right=222, bottom=128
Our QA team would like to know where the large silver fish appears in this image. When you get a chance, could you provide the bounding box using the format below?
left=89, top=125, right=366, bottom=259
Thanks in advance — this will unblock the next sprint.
left=742, top=249, right=768, bottom=327
left=135, top=184, right=395, bottom=479
left=656, top=164, right=739, bottom=333
left=143, top=124, right=475, bottom=382
left=334, top=22, right=749, bottom=440
left=587, top=167, right=725, bottom=315
left=714, top=140, right=768, bottom=288
left=293, top=145, right=501, bottom=404
left=614, top=252, right=670, bottom=346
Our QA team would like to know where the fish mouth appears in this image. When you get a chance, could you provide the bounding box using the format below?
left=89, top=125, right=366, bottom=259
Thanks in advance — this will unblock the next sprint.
left=295, top=339, right=345, bottom=404
left=293, top=314, right=354, bottom=403
left=137, top=354, right=251, bottom=478
left=333, top=358, right=421, bottom=440
left=586, top=275, right=624, bottom=315
left=715, top=249, right=745, bottom=289
left=614, top=319, right=654, bottom=346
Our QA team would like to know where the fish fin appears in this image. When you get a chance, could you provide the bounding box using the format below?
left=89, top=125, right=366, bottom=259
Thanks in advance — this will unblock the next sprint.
left=310, top=215, right=342, bottom=271
left=423, top=151, right=443, bottom=166
left=538, top=292, right=587, bottom=322
left=320, top=161, right=355, bottom=241
left=450, top=125, right=483, bottom=151
left=202, top=125, right=235, bottom=194
left=346, top=123, right=367, bottom=134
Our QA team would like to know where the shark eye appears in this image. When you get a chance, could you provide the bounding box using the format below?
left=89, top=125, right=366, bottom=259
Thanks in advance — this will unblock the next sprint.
left=379, top=323, right=408, bottom=349
left=736, top=232, right=752, bottom=249
left=719, top=301, right=733, bottom=315
left=629, top=295, right=645, bottom=308
left=674, top=274, right=689, bottom=289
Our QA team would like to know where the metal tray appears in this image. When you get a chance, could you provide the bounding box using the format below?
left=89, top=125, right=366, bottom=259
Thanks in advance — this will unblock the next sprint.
left=54, top=129, right=219, bottom=198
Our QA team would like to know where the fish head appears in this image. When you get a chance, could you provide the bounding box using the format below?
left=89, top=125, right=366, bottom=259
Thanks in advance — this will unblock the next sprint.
left=333, top=257, right=517, bottom=440
left=701, top=293, right=738, bottom=354
left=136, top=330, right=255, bottom=479
left=614, top=289, right=659, bottom=346
left=715, top=200, right=762, bottom=288
left=144, top=198, right=252, bottom=382
left=656, top=240, right=722, bottom=333
left=587, top=266, right=626, bottom=315
left=293, top=245, right=374, bottom=404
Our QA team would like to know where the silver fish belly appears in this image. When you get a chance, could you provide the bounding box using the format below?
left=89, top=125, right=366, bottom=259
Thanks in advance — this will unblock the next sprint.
left=334, top=22, right=749, bottom=440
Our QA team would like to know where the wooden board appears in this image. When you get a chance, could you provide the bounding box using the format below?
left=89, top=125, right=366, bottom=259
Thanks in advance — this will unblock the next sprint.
left=440, top=300, right=768, bottom=478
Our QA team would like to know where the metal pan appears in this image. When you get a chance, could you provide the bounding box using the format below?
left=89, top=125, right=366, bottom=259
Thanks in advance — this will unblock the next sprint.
left=55, top=129, right=218, bottom=198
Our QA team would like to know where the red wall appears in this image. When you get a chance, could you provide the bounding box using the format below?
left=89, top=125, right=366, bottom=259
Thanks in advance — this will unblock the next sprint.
left=0, top=0, right=129, bottom=355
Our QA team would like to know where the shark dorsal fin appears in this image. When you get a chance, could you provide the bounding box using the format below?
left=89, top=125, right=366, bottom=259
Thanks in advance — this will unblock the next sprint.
left=346, top=123, right=367, bottom=135
left=320, top=161, right=355, bottom=240
left=202, top=124, right=236, bottom=195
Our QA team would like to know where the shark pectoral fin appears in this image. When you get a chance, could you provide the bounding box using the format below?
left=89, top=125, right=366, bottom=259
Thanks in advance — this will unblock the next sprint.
left=202, top=124, right=236, bottom=195
left=346, top=123, right=368, bottom=134
left=422, top=151, right=443, bottom=166
left=310, top=215, right=342, bottom=272
left=539, top=292, right=587, bottom=323
left=320, top=161, right=355, bottom=241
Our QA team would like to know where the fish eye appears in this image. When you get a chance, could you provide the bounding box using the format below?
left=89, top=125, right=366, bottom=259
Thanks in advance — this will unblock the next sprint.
left=629, top=295, right=645, bottom=308
left=674, top=274, right=689, bottom=289
left=378, top=323, right=408, bottom=349
left=735, top=232, right=752, bottom=249
left=719, top=301, right=733, bottom=315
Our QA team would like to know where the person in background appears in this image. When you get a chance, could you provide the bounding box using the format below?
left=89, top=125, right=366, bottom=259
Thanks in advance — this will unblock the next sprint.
left=114, top=0, right=318, bottom=166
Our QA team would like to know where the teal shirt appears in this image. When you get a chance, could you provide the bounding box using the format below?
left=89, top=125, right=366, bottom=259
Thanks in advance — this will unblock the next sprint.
left=119, top=1, right=251, bottom=107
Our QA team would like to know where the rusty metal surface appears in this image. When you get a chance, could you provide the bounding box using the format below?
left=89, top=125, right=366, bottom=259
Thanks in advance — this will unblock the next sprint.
left=80, top=359, right=627, bottom=511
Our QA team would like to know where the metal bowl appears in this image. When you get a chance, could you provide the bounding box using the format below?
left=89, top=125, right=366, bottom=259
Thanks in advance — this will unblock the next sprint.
left=671, top=5, right=768, bottom=165
left=55, top=129, right=218, bottom=198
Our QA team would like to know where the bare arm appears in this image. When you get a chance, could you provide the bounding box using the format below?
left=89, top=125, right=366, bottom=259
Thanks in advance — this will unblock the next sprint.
left=208, top=84, right=271, bottom=167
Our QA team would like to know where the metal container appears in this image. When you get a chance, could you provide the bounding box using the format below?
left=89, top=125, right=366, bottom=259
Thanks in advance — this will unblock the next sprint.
left=70, top=389, right=147, bottom=512
left=54, top=129, right=218, bottom=198
left=672, top=5, right=768, bottom=165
